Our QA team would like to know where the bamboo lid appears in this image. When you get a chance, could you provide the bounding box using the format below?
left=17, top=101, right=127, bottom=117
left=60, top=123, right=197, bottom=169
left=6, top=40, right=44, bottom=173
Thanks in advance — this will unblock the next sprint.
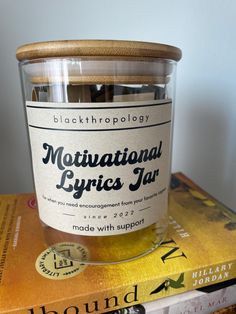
left=16, top=40, right=182, bottom=62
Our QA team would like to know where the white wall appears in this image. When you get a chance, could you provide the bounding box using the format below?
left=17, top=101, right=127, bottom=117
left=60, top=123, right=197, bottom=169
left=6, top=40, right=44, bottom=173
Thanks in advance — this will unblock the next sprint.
left=1, top=0, right=236, bottom=211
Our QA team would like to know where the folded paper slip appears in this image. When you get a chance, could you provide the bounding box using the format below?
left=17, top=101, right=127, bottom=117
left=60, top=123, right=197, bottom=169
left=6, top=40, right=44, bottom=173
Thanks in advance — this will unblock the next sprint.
left=0, top=173, right=236, bottom=313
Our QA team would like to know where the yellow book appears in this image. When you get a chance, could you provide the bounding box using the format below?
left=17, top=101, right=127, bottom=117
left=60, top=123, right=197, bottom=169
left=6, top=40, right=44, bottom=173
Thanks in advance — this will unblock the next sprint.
left=0, top=173, right=236, bottom=314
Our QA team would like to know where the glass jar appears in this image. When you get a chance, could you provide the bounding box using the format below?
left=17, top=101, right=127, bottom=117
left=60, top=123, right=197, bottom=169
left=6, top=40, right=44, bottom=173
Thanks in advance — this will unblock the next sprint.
left=16, top=40, right=182, bottom=264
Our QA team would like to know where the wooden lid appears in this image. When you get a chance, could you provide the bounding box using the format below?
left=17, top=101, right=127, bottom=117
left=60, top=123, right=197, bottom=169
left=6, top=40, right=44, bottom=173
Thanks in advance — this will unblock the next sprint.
left=16, top=40, right=182, bottom=62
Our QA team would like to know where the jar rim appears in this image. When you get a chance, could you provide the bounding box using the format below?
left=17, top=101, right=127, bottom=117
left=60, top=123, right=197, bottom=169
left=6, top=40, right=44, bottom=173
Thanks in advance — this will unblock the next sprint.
left=16, top=39, right=182, bottom=62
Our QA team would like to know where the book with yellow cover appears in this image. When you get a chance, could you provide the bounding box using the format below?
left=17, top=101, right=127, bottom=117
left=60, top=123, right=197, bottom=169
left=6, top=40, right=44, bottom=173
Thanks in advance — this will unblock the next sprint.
left=0, top=173, right=236, bottom=314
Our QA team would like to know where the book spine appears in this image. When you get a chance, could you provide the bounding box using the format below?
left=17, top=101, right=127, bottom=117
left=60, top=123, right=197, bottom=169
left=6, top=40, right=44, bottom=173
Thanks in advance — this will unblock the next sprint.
left=6, top=264, right=236, bottom=314
left=105, top=283, right=236, bottom=314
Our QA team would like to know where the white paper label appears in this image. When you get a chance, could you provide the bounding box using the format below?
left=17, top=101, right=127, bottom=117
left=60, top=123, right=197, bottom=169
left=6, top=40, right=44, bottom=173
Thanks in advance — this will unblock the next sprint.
left=26, top=100, right=172, bottom=236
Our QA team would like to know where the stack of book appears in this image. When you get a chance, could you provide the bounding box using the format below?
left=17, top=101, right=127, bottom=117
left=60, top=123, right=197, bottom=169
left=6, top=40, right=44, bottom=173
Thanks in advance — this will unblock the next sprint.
left=0, top=173, right=235, bottom=314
